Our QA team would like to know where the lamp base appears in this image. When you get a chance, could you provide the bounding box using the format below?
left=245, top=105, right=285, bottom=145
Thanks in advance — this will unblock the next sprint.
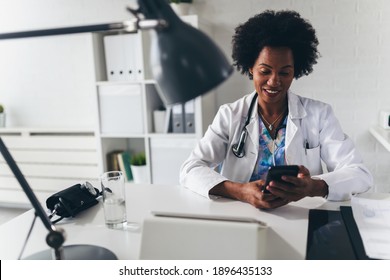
left=24, top=244, right=117, bottom=260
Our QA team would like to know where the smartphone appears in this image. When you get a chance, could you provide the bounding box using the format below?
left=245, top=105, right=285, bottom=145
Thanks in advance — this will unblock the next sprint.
left=262, top=165, right=299, bottom=193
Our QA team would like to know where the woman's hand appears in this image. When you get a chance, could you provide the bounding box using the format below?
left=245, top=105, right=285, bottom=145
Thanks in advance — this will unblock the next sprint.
left=210, top=180, right=291, bottom=209
left=264, top=165, right=328, bottom=202
left=209, top=165, right=328, bottom=209
left=239, top=181, right=291, bottom=209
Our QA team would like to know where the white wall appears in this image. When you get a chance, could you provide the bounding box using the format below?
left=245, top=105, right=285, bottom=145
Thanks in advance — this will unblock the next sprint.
left=0, top=0, right=389, bottom=192
left=0, top=0, right=134, bottom=128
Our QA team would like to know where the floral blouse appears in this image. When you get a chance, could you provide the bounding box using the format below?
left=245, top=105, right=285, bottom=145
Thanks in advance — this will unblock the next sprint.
left=249, top=116, right=287, bottom=181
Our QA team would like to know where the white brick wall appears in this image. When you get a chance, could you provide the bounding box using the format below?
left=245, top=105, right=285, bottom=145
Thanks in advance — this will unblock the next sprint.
left=0, top=0, right=388, bottom=192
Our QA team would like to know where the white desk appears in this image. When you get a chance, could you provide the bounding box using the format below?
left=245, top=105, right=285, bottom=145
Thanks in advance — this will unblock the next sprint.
left=0, top=183, right=348, bottom=260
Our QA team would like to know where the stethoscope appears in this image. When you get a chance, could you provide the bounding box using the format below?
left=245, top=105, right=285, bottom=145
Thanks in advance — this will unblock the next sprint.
left=232, top=92, right=287, bottom=162
left=232, top=93, right=258, bottom=158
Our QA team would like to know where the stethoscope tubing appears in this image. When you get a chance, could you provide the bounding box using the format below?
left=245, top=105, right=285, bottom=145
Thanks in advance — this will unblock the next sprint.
left=232, top=92, right=287, bottom=161
left=231, top=93, right=258, bottom=158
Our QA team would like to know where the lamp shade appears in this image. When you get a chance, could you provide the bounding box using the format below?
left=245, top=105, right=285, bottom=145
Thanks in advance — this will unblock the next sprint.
left=139, top=0, right=233, bottom=105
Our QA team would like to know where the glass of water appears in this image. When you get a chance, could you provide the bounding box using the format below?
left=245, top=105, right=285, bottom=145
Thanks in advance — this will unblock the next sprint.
left=100, top=171, right=127, bottom=229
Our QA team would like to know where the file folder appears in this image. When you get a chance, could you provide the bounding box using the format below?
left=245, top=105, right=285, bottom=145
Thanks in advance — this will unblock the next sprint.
left=122, top=34, right=137, bottom=81
left=104, top=33, right=144, bottom=81
left=184, top=99, right=195, bottom=133
left=172, top=104, right=185, bottom=133
left=133, top=32, right=145, bottom=80
left=164, top=106, right=173, bottom=133
left=104, top=35, right=125, bottom=81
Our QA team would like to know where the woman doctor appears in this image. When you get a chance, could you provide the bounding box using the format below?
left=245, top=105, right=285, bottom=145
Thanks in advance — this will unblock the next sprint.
left=180, top=10, right=373, bottom=209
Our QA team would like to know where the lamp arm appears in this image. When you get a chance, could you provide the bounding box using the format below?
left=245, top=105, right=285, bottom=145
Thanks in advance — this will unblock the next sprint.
left=0, top=137, right=65, bottom=259
left=0, top=137, right=53, bottom=230
left=0, top=19, right=167, bottom=40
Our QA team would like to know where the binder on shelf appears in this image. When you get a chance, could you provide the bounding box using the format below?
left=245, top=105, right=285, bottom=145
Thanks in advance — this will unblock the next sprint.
left=117, top=151, right=133, bottom=181
left=122, top=34, right=137, bottom=81
left=106, top=150, right=133, bottom=181
left=104, top=35, right=125, bottom=81
left=184, top=99, right=195, bottom=133
left=133, top=33, right=145, bottom=80
left=117, top=152, right=126, bottom=176
left=172, top=104, right=185, bottom=133
left=164, top=106, right=173, bottom=133
left=106, top=150, right=123, bottom=172
left=104, top=33, right=144, bottom=82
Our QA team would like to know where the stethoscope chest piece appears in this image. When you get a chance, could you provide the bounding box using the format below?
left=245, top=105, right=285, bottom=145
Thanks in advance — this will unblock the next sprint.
left=232, top=145, right=245, bottom=158
left=232, top=129, right=247, bottom=158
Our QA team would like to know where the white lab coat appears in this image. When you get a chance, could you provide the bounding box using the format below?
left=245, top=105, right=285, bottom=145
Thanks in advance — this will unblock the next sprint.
left=180, top=91, right=373, bottom=201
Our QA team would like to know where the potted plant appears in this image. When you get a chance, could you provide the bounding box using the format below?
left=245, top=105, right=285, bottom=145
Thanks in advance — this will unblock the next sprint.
left=0, top=104, right=5, bottom=128
left=169, top=0, right=193, bottom=16
left=130, top=152, right=148, bottom=184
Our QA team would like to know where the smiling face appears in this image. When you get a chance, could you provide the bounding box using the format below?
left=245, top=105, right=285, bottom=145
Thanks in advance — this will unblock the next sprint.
left=250, top=46, right=294, bottom=109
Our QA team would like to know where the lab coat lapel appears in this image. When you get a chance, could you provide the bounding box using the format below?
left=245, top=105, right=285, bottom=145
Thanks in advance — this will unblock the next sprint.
left=245, top=92, right=260, bottom=161
left=228, top=92, right=259, bottom=182
left=285, top=92, right=306, bottom=164
left=246, top=115, right=259, bottom=159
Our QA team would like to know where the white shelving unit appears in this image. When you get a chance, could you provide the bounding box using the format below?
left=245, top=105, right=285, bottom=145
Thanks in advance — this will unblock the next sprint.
left=94, top=15, right=216, bottom=186
left=369, top=126, right=390, bottom=152
left=0, top=127, right=98, bottom=207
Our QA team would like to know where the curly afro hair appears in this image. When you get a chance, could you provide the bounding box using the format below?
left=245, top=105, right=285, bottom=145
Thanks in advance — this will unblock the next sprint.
left=232, top=10, right=319, bottom=80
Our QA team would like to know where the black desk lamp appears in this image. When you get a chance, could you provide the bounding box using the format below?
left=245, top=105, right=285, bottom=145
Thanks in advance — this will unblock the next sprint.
left=0, top=0, right=232, bottom=259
